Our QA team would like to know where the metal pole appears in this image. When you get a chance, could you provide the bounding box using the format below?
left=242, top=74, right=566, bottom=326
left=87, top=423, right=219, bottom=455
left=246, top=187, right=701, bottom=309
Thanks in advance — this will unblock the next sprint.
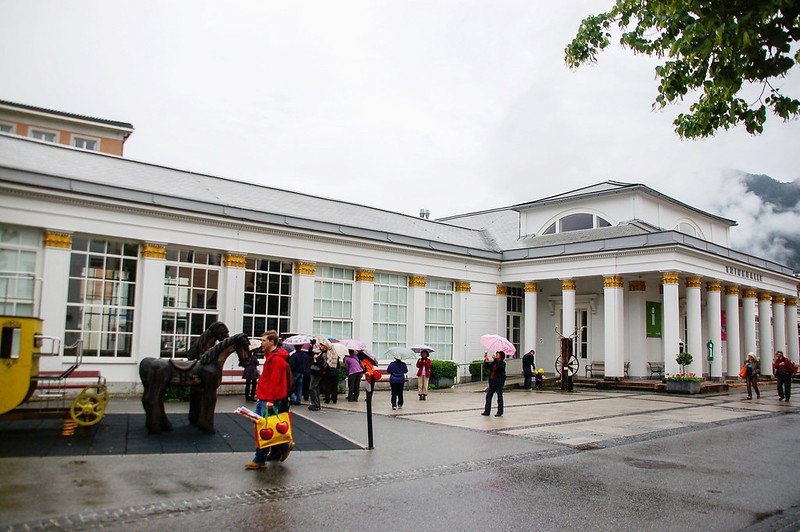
left=365, top=388, right=374, bottom=449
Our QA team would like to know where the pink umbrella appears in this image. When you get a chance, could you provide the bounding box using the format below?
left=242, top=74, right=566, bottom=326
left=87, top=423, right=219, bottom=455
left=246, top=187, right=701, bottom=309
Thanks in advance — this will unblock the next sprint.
left=479, top=334, right=516, bottom=356
left=339, top=338, right=367, bottom=351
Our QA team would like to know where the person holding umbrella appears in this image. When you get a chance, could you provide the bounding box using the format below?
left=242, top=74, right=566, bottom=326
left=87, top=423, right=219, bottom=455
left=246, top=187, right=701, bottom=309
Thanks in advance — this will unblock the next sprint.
left=416, top=350, right=432, bottom=400
left=481, top=351, right=506, bottom=417
left=344, top=349, right=365, bottom=402
left=387, top=354, right=408, bottom=410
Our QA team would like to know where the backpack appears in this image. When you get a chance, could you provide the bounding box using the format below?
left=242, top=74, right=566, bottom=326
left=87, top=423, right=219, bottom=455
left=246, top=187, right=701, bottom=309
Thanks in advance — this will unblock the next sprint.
left=788, top=360, right=799, bottom=375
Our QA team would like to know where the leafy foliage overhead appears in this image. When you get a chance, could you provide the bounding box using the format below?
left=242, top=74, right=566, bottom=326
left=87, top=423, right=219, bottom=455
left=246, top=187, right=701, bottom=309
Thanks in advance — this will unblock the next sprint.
left=565, top=1, right=800, bottom=138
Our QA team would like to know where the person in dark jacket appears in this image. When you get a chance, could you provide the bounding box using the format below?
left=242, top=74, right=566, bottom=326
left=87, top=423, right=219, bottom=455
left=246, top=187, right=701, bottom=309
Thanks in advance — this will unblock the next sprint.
left=287, top=347, right=308, bottom=405
left=744, top=352, right=760, bottom=400
left=387, top=355, right=408, bottom=410
left=522, top=349, right=535, bottom=390
left=773, top=350, right=793, bottom=401
left=481, top=351, right=506, bottom=417
left=241, top=346, right=261, bottom=402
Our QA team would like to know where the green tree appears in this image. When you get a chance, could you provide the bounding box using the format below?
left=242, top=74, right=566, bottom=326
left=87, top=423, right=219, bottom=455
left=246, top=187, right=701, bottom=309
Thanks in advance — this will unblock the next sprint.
left=565, top=1, right=800, bottom=138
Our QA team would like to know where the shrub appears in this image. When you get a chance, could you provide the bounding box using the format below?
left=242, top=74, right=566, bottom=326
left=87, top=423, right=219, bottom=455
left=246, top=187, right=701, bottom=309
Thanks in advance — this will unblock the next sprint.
left=468, top=360, right=485, bottom=378
left=676, top=352, right=693, bottom=372
left=430, top=360, right=457, bottom=379
left=165, top=384, right=190, bottom=402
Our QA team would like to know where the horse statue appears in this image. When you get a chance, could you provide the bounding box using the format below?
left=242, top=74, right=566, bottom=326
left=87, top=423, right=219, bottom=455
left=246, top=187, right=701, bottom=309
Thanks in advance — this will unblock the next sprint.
left=140, top=332, right=251, bottom=434
left=183, top=321, right=230, bottom=360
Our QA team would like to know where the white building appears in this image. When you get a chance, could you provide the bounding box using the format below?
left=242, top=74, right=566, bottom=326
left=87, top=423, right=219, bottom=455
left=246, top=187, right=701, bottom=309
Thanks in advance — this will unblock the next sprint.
left=1, top=133, right=798, bottom=392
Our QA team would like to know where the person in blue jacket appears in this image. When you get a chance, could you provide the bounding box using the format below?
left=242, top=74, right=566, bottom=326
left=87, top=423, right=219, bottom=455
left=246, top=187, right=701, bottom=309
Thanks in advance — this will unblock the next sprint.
left=387, top=355, right=408, bottom=410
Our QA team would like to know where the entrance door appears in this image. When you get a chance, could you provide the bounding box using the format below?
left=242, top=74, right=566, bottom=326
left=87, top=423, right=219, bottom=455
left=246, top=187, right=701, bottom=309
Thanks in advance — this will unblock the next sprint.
left=575, top=309, right=589, bottom=359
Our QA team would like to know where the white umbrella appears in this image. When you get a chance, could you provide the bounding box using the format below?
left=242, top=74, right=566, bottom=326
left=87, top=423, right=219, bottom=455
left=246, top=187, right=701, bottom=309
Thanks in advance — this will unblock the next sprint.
left=339, top=338, right=367, bottom=351
left=410, top=344, right=435, bottom=353
left=283, top=334, right=315, bottom=346
left=384, top=347, right=416, bottom=360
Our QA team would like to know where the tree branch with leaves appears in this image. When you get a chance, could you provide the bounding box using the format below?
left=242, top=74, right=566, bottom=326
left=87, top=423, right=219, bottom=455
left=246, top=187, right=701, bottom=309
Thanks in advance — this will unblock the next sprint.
left=565, top=1, right=800, bottom=138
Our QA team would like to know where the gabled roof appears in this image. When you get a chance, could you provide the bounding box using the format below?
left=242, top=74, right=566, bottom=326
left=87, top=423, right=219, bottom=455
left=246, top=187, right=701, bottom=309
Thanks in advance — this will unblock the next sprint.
left=510, top=180, right=737, bottom=226
left=0, top=99, right=134, bottom=132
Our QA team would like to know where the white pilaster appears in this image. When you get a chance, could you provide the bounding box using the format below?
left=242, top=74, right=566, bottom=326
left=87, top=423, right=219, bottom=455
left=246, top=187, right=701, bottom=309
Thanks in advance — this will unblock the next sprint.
left=725, top=285, right=741, bottom=377
left=773, top=296, right=786, bottom=357
left=218, top=253, right=246, bottom=334
left=706, top=281, right=722, bottom=379
left=742, top=289, right=758, bottom=360
left=685, top=277, right=703, bottom=376
left=40, top=232, right=72, bottom=365
left=353, top=270, right=375, bottom=347
left=786, top=298, right=799, bottom=365
left=496, top=285, right=507, bottom=338
left=662, top=272, right=681, bottom=376
left=758, top=293, right=773, bottom=376
left=561, top=279, right=576, bottom=342
left=523, top=282, right=539, bottom=355
left=454, top=281, right=470, bottom=368
left=627, top=280, right=647, bottom=378
left=407, top=275, right=426, bottom=346
left=134, top=243, right=167, bottom=361
left=292, top=262, right=316, bottom=334
left=603, top=276, right=625, bottom=377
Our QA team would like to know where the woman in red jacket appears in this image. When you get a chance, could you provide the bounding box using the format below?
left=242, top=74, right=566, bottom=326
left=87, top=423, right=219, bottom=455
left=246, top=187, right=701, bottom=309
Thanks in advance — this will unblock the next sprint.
left=245, top=330, right=294, bottom=470
left=416, top=350, right=432, bottom=401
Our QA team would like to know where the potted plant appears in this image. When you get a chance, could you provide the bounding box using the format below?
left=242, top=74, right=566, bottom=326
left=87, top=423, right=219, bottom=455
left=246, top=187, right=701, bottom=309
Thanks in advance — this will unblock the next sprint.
left=665, top=352, right=702, bottom=394
left=429, top=360, right=457, bottom=389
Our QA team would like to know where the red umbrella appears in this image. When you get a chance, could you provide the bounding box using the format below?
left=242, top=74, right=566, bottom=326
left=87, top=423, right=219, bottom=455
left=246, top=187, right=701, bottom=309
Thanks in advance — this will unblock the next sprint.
left=479, top=334, right=516, bottom=356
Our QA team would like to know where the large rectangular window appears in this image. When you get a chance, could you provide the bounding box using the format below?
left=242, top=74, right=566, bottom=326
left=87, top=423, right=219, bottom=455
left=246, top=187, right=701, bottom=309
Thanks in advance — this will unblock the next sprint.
left=425, top=279, right=454, bottom=360
left=0, top=227, right=40, bottom=316
left=313, top=266, right=353, bottom=339
left=242, top=257, right=292, bottom=337
left=506, top=286, right=523, bottom=357
left=161, top=249, right=221, bottom=357
left=65, top=237, right=137, bottom=357
left=372, top=273, right=407, bottom=357
left=30, top=129, right=58, bottom=143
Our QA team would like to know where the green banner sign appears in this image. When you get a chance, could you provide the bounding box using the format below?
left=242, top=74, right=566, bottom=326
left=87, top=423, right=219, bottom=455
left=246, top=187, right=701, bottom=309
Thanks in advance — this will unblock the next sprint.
left=646, top=301, right=662, bottom=338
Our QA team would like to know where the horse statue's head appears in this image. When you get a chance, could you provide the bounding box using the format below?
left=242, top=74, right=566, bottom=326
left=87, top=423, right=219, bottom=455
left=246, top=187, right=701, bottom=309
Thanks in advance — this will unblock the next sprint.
left=185, top=321, right=231, bottom=360
left=200, top=332, right=250, bottom=366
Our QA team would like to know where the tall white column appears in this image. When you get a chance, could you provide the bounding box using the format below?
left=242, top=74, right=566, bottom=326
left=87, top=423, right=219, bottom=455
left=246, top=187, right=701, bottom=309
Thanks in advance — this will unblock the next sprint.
left=219, top=253, right=246, bottom=334
left=603, top=276, right=625, bottom=377
left=133, top=243, right=167, bottom=361
left=523, top=282, right=539, bottom=355
left=742, top=289, right=758, bottom=359
left=685, top=277, right=703, bottom=376
left=627, top=280, right=647, bottom=378
left=496, top=285, right=507, bottom=340
left=773, top=296, right=786, bottom=357
left=407, top=275, right=427, bottom=347
left=758, top=292, right=773, bottom=376
left=453, top=281, right=470, bottom=370
left=725, top=285, right=741, bottom=377
left=353, top=270, right=375, bottom=347
left=662, top=272, right=681, bottom=376
left=561, top=279, right=576, bottom=344
left=706, top=281, right=723, bottom=379
left=39, top=231, right=72, bottom=368
left=786, top=298, right=799, bottom=365
left=291, top=262, right=316, bottom=335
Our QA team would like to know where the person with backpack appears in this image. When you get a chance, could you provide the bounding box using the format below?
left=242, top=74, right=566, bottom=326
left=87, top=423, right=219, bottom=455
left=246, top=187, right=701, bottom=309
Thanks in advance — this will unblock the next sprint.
left=773, top=351, right=794, bottom=402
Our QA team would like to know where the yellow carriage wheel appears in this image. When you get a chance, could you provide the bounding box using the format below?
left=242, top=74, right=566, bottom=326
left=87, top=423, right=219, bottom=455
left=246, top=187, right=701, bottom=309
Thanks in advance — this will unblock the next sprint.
left=69, top=385, right=109, bottom=427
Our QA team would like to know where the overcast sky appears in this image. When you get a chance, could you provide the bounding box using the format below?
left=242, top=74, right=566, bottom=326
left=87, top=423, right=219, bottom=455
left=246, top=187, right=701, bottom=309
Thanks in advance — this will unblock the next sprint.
left=1, top=1, right=798, bottom=227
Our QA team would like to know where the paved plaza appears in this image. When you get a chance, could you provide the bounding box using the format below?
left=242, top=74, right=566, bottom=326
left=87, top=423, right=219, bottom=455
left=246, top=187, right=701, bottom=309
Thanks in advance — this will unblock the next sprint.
left=0, top=381, right=798, bottom=531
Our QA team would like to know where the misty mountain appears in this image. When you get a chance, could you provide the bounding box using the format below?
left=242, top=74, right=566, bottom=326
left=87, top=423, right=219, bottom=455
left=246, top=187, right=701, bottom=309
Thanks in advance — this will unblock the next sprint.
left=739, top=172, right=800, bottom=274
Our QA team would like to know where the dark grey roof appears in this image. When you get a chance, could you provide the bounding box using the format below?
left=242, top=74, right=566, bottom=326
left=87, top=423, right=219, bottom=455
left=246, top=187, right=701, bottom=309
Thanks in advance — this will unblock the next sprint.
left=0, top=99, right=134, bottom=131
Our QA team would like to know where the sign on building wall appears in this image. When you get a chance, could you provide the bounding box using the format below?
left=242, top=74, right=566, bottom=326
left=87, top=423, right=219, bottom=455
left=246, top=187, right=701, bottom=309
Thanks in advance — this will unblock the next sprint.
left=646, top=301, right=662, bottom=338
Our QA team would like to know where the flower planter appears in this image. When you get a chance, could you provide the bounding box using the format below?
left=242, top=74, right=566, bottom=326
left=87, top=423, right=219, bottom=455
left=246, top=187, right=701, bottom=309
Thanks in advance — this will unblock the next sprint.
left=430, top=377, right=454, bottom=389
left=666, top=380, right=702, bottom=394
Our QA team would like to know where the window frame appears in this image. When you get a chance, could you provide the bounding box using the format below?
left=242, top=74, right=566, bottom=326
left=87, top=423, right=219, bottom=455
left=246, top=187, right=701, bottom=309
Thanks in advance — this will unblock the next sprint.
left=372, top=272, right=408, bottom=356
left=29, top=127, right=60, bottom=143
left=313, top=266, right=354, bottom=339
left=71, top=134, right=100, bottom=151
left=242, top=257, right=293, bottom=338
left=424, top=279, right=454, bottom=360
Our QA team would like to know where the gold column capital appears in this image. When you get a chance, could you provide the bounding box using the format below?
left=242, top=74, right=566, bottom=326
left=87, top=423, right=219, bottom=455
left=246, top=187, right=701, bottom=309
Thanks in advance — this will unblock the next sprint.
left=355, top=269, right=375, bottom=282
left=43, top=231, right=72, bottom=249
left=603, top=276, right=623, bottom=288
left=686, top=276, right=701, bottom=288
left=223, top=253, right=247, bottom=268
left=294, top=261, right=316, bottom=276
left=408, top=276, right=427, bottom=288
left=141, top=243, right=167, bottom=259
left=524, top=282, right=539, bottom=293
left=562, top=279, right=576, bottom=291
left=774, top=295, right=786, bottom=305
left=725, top=285, right=739, bottom=295
left=742, top=288, right=757, bottom=299
left=454, top=281, right=471, bottom=292
left=496, top=285, right=507, bottom=295
left=629, top=280, right=646, bottom=292
left=662, top=272, right=680, bottom=285
left=706, top=281, right=721, bottom=292
left=758, top=292, right=772, bottom=302
left=786, top=297, right=798, bottom=307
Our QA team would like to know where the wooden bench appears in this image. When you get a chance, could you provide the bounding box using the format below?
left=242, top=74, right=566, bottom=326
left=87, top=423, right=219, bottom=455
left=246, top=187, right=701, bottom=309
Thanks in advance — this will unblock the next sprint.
left=585, top=361, right=630, bottom=378
left=221, top=369, right=247, bottom=386
left=647, top=362, right=665, bottom=379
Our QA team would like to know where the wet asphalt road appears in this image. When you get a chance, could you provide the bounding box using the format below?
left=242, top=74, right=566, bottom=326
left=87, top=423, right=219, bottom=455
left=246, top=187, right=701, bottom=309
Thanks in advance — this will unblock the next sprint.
left=1, top=390, right=798, bottom=531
